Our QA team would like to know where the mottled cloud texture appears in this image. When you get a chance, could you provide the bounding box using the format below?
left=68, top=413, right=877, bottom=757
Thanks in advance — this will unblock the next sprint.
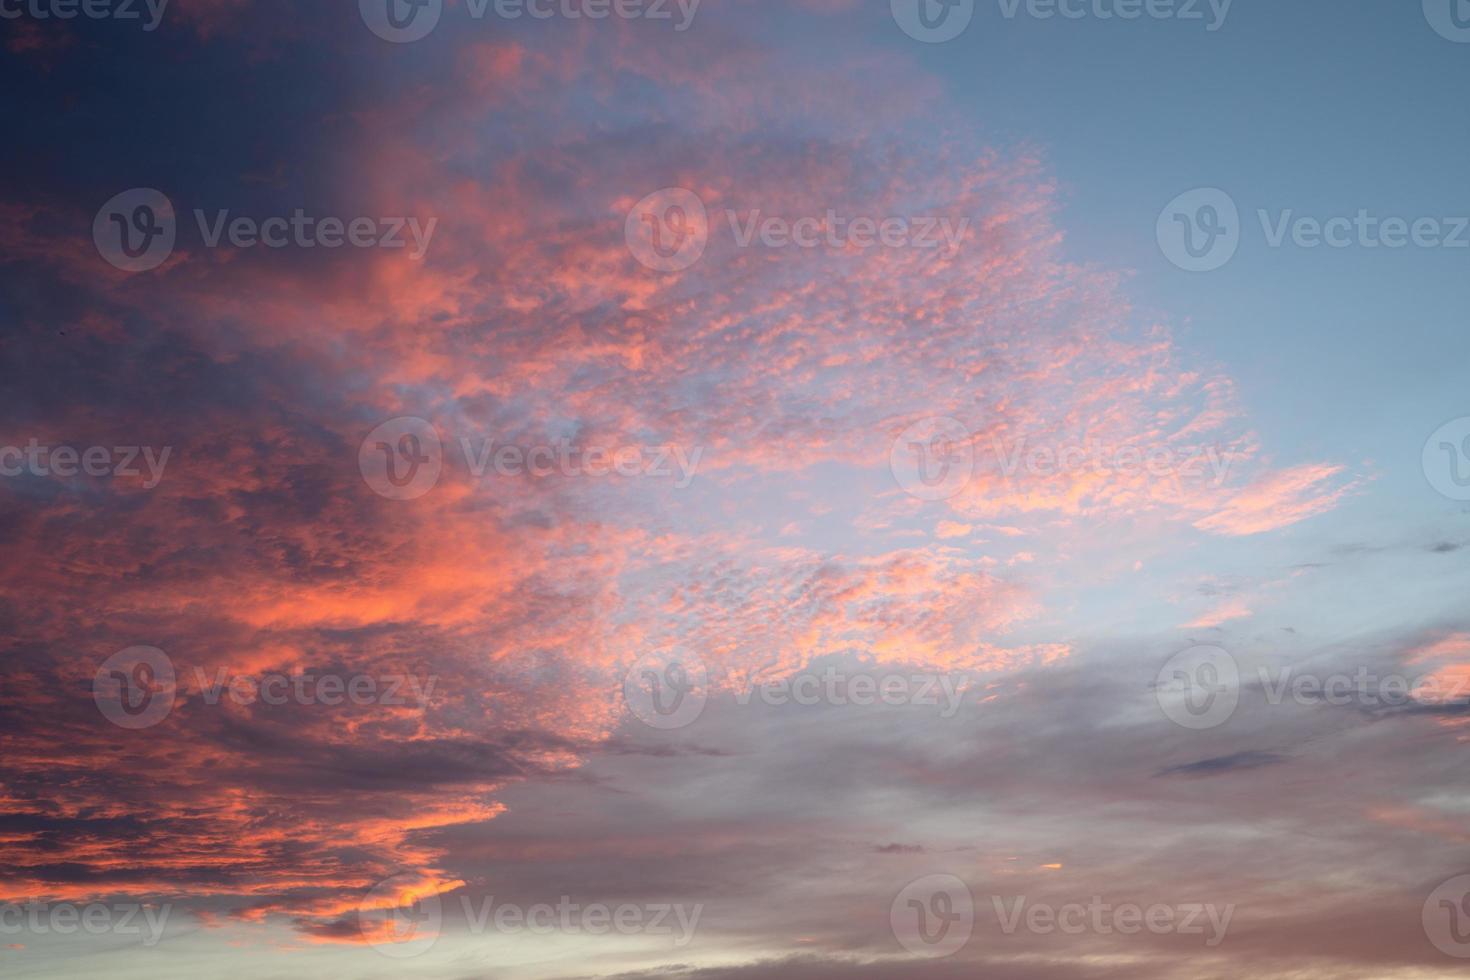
left=1, top=4, right=1463, bottom=980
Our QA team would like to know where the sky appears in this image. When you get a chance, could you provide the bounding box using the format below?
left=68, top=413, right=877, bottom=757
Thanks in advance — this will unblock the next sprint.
left=2, top=0, right=1470, bottom=977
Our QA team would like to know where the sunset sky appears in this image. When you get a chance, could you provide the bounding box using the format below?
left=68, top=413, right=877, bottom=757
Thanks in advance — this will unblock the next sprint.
left=3, top=1, right=1470, bottom=977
